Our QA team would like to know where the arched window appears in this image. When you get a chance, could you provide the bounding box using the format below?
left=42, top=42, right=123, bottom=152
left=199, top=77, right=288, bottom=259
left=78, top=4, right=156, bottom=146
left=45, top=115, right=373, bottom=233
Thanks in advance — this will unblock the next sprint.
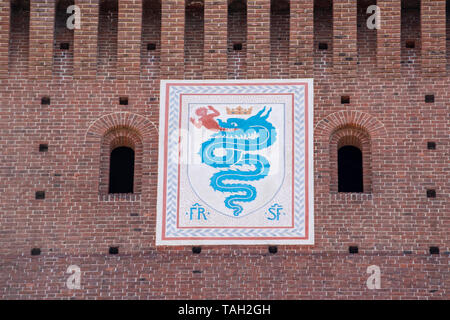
left=98, top=127, right=143, bottom=196
left=108, top=146, right=135, bottom=194
left=338, top=145, right=363, bottom=193
left=329, top=126, right=372, bottom=194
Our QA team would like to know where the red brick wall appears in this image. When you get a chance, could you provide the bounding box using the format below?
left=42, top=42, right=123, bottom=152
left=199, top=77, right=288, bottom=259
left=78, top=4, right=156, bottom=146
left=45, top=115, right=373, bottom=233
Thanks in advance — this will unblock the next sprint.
left=0, top=0, right=448, bottom=299
left=247, top=0, right=270, bottom=78
left=97, top=0, right=118, bottom=78
left=401, top=0, right=421, bottom=77
left=53, top=0, right=74, bottom=78
left=270, top=0, right=289, bottom=78
left=140, top=0, right=160, bottom=81
left=227, top=0, right=246, bottom=79
left=0, top=0, right=10, bottom=77
left=204, top=0, right=227, bottom=79
left=8, top=0, right=29, bottom=76
left=184, top=1, right=204, bottom=80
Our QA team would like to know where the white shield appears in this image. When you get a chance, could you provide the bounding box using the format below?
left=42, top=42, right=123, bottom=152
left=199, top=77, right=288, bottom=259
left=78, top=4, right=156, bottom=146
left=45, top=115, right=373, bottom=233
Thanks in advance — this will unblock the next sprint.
left=187, top=104, right=285, bottom=218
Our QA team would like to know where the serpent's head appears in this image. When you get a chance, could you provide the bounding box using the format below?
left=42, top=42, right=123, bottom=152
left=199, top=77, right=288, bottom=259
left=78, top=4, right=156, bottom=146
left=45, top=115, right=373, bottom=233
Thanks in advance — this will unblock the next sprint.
left=218, top=107, right=274, bottom=133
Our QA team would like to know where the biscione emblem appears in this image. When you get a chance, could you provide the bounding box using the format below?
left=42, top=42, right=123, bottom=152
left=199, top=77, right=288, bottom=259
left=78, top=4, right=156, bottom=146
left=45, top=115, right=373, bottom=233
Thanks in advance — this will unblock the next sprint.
left=156, top=79, right=314, bottom=245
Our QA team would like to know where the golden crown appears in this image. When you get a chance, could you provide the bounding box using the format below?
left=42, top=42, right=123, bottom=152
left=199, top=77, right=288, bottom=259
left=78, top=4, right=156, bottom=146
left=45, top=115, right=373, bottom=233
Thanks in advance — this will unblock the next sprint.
left=226, top=106, right=252, bottom=115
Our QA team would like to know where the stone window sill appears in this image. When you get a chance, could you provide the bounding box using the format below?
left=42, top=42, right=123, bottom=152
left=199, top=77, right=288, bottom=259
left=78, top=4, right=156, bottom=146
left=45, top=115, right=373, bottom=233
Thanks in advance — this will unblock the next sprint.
left=330, top=192, right=373, bottom=201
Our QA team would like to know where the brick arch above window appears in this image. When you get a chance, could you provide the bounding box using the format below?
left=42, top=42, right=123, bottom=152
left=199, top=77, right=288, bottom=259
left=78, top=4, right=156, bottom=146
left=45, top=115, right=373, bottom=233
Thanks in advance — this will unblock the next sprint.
left=315, top=110, right=387, bottom=140
left=315, top=111, right=387, bottom=195
left=333, top=127, right=370, bottom=150
left=84, top=112, right=158, bottom=200
left=104, top=126, right=142, bottom=151
left=85, top=112, right=158, bottom=142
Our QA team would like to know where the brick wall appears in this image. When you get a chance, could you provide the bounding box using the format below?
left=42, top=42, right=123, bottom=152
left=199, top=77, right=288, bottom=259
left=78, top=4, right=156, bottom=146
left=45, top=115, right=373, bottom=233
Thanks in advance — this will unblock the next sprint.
left=0, top=0, right=448, bottom=299
left=227, top=0, right=246, bottom=79
left=270, top=0, right=290, bottom=78
left=140, top=0, right=160, bottom=81
left=53, top=0, right=74, bottom=78
left=184, top=1, right=204, bottom=80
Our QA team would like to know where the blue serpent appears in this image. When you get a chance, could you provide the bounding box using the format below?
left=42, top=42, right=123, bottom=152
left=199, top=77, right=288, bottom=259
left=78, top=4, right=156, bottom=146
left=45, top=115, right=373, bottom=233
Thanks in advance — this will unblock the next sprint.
left=200, top=107, right=276, bottom=216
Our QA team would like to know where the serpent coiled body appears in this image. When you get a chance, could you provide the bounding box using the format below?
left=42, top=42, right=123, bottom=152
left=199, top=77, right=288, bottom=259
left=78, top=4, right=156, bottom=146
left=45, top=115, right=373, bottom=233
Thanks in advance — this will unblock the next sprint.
left=200, top=107, right=276, bottom=216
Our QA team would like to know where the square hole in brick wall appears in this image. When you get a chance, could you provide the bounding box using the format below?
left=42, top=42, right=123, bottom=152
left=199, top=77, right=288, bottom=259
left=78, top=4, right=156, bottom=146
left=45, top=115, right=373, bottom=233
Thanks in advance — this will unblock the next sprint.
left=119, top=97, right=128, bottom=105
left=349, top=246, right=358, bottom=254
left=427, top=142, right=436, bottom=150
left=109, top=247, right=119, bottom=255
left=405, top=40, right=415, bottom=48
left=425, top=95, right=435, bottom=103
left=41, top=97, right=50, bottom=105
left=318, top=42, right=328, bottom=50
left=341, top=96, right=350, bottom=104
left=60, top=43, right=70, bottom=50
left=429, top=247, right=439, bottom=254
left=426, top=189, right=436, bottom=198
left=147, top=43, right=156, bottom=51
left=35, top=191, right=45, bottom=199
left=31, top=248, right=41, bottom=256
left=39, top=144, right=48, bottom=152
left=268, top=246, right=278, bottom=254
left=192, top=246, right=202, bottom=254
left=233, top=43, right=243, bottom=51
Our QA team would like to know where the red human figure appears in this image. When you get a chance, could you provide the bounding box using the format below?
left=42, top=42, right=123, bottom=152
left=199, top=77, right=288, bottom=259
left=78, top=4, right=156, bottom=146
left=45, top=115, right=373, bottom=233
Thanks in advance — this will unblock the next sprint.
left=190, top=106, right=224, bottom=131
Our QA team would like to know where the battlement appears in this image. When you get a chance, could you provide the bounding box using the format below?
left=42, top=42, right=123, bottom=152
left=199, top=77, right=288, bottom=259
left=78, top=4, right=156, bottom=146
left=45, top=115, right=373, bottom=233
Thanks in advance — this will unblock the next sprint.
left=1, top=0, right=449, bottom=81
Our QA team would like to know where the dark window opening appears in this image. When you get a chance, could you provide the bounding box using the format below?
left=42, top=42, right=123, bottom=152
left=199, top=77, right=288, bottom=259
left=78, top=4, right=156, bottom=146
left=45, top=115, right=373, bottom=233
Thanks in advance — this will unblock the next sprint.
left=338, top=146, right=363, bottom=193
left=108, top=146, right=135, bottom=194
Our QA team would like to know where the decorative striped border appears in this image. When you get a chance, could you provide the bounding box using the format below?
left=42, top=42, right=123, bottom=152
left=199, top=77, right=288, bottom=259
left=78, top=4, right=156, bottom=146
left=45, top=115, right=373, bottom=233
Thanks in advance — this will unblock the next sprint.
left=156, top=80, right=314, bottom=245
